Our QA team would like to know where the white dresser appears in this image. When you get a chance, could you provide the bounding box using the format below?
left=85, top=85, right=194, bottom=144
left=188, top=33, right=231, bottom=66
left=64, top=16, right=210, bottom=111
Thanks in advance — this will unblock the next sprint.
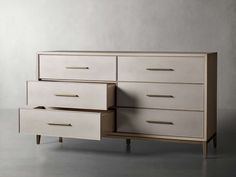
left=19, top=51, right=217, bottom=157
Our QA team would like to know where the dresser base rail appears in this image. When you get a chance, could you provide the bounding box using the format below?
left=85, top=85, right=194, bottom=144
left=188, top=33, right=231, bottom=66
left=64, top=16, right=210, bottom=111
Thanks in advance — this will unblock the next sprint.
left=104, top=132, right=217, bottom=158
left=35, top=132, right=216, bottom=158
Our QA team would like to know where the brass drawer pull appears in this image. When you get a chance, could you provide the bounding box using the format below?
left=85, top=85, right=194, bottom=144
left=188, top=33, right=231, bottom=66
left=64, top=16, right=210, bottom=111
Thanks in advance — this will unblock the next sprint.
left=146, top=94, right=174, bottom=98
left=48, top=123, right=72, bottom=127
left=55, top=94, right=79, bottom=97
left=66, top=66, right=89, bottom=69
left=146, top=68, right=174, bottom=71
left=146, top=120, right=174, bottom=125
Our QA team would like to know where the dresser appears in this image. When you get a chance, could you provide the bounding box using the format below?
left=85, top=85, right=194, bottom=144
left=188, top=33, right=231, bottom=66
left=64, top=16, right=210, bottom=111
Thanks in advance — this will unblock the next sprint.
left=19, top=51, right=217, bottom=157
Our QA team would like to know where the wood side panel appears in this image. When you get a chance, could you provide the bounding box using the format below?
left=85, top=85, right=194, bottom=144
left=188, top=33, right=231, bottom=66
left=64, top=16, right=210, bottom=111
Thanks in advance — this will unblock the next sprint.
left=206, top=53, right=217, bottom=140
left=107, top=84, right=116, bottom=108
left=101, top=111, right=115, bottom=135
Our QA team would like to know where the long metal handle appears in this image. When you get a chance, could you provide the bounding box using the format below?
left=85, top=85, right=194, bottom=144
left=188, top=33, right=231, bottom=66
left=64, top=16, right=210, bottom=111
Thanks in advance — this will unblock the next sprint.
left=146, top=94, right=174, bottom=98
left=146, top=68, right=174, bottom=71
left=55, top=94, right=79, bottom=97
left=146, top=120, right=173, bottom=125
left=48, top=123, right=72, bottom=127
left=66, top=66, right=89, bottom=69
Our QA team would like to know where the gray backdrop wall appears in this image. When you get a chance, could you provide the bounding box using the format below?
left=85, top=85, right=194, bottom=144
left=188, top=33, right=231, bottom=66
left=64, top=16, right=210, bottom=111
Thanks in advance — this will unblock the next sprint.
left=0, top=0, right=236, bottom=110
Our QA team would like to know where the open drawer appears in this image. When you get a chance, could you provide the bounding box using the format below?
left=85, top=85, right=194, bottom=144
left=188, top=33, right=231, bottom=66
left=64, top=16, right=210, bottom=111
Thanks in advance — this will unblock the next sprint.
left=19, top=107, right=114, bottom=140
left=27, top=81, right=115, bottom=110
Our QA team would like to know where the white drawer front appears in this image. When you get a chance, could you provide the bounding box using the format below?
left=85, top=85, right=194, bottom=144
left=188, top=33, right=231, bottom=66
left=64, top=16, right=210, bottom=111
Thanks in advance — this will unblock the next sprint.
left=19, top=108, right=114, bottom=140
left=39, top=55, right=116, bottom=81
left=117, top=82, right=204, bottom=111
left=118, top=56, right=205, bottom=83
left=27, top=81, right=115, bottom=110
left=117, top=108, right=204, bottom=138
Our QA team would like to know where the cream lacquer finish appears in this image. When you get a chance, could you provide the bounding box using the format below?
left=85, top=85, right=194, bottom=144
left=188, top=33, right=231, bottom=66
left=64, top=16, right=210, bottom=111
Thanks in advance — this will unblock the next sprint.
left=20, top=108, right=114, bottom=140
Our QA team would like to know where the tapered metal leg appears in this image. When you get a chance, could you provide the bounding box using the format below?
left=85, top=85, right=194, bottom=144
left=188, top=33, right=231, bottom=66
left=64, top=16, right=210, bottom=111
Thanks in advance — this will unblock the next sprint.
left=126, top=139, right=131, bottom=146
left=213, top=134, right=217, bottom=148
left=59, top=137, right=63, bottom=143
left=126, top=139, right=131, bottom=152
left=36, top=135, right=41, bottom=145
left=202, top=141, right=208, bottom=158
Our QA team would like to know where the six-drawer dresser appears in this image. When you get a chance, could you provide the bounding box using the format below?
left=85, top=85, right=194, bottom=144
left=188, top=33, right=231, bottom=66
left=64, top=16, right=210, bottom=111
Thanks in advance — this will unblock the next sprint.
left=19, top=51, right=217, bottom=157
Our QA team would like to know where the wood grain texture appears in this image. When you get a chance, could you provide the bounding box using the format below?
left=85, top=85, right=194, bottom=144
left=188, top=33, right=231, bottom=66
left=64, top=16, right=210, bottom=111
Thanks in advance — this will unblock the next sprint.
left=206, top=53, right=217, bottom=140
left=107, top=84, right=115, bottom=109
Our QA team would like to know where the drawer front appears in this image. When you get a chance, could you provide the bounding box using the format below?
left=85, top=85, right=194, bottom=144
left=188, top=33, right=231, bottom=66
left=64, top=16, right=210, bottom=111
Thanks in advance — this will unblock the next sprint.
left=39, top=55, right=116, bottom=81
left=19, top=108, right=114, bottom=140
left=117, top=82, right=204, bottom=111
left=118, top=56, right=205, bottom=83
left=27, top=81, right=115, bottom=110
left=117, top=108, right=204, bottom=138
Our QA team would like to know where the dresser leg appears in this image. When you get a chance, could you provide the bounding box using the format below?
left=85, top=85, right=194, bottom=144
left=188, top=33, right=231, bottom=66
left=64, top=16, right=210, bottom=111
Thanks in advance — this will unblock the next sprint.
left=126, top=139, right=131, bottom=146
left=213, top=134, right=217, bottom=148
left=36, top=135, right=41, bottom=145
left=125, top=139, right=131, bottom=152
left=202, top=141, right=208, bottom=158
left=59, top=137, right=63, bottom=143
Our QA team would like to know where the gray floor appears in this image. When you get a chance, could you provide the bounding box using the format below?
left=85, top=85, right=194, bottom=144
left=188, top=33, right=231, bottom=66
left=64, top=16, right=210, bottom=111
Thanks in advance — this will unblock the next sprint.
left=0, top=109, right=235, bottom=177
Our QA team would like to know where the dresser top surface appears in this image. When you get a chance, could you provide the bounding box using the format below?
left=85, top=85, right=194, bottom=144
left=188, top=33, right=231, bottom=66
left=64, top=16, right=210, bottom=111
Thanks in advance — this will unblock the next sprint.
left=38, top=51, right=216, bottom=57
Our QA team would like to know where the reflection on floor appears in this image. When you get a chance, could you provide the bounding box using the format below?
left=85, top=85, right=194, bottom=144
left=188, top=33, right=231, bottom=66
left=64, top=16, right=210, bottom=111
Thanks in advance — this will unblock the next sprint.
left=0, top=109, right=235, bottom=177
